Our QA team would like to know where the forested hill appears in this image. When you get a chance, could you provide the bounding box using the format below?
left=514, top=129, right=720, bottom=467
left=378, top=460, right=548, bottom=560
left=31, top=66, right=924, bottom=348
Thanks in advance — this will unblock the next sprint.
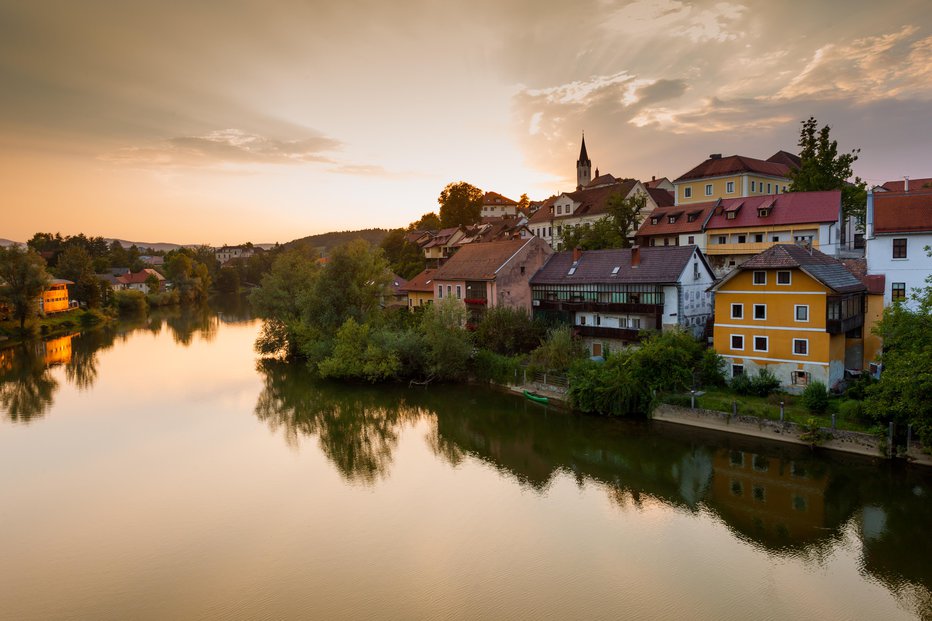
left=283, top=228, right=389, bottom=256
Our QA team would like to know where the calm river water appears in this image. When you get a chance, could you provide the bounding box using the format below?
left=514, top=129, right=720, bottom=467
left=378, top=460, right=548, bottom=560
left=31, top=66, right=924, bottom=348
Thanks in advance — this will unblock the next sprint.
left=1, top=299, right=930, bottom=620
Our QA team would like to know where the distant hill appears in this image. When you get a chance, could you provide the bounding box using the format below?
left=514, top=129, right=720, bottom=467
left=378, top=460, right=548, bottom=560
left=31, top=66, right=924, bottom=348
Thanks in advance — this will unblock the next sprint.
left=283, top=229, right=389, bottom=256
left=0, top=238, right=22, bottom=247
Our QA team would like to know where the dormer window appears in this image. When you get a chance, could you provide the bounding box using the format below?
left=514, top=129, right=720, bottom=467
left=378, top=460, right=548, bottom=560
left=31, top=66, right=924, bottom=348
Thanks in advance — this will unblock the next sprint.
left=668, top=215, right=677, bottom=224
left=726, top=211, right=736, bottom=220
left=611, top=266, right=620, bottom=276
left=651, top=217, right=659, bottom=225
left=758, top=208, right=770, bottom=217
left=687, top=213, right=697, bottom=222
left=556, top=205, right=562, bottom=215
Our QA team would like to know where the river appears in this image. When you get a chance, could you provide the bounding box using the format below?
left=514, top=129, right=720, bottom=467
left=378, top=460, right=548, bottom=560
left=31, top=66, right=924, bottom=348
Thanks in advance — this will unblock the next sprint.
left=1, top=299, right=930, bottom=620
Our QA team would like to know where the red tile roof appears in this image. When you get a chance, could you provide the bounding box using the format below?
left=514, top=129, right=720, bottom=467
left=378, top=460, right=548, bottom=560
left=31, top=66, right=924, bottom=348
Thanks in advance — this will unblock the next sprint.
left=873, top=191, right=932, bottom=234
left=879, top=178, right=932, bottom=193
left=644, top=176, right=671, bottom=189
left=674, top=154, right=790, bottom=182
left=527, top=196, right=557, bottom=224
left=400, top=268, right=437, bottom=293
left=482, top=191, right=518, bottom=206
left=705, top=191, right=840, bottom=230
left=635, top=201, right=718, bottom=238
left=766, top=150, right=802, bottom=169
left=646, top=187, right=674, bottom=207
left=433, top=238, right=541, bottom=281
left=117, top=268, right=165, bottom=285
left=554, top=180, right=638, bottom=221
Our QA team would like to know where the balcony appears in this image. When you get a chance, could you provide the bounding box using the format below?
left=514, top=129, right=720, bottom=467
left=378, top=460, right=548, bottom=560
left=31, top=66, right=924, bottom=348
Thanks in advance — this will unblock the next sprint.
left=826, top=314, right=863, bottom=335
left=705, top=240, right=820, bottom=256
left=575, top=326, right=644, bottom=341
left=534, top=299, right=662, bottom=315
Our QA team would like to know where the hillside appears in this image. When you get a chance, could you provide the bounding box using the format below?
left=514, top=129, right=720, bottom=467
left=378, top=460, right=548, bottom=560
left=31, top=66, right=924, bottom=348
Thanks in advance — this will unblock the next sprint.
left=283, top=228, right=389, bottom=256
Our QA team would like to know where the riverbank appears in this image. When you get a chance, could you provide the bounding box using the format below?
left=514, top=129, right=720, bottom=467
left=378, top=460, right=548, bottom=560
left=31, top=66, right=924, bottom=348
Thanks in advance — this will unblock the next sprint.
left=0, top=308, right=113, bottom=347
left=653, top=403, right=932, bottom=467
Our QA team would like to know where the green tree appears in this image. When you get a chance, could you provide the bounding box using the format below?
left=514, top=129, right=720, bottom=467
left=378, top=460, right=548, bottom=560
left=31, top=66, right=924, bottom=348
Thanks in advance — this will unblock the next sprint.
left=788, top=116, right=867, bottom=223
left=307, top=239, right=391, bottom=334
left=56, top=245, right=101, bottom=308
left=409, top=212, right=441, bottom=231
left=0, top=246, right=52, bottom=330
left=560, top=192, right=647, bottom=250
left=438, top=181, right=483, bottom=227
left=474, top=306, right=543, bottom=356
left=380, top=228, right=426, bottom=280
left=420, top=297, right=472, bottom=381
left=318, top=318, right=401, bottom=382
left=529, top=325, right=586, bottom=372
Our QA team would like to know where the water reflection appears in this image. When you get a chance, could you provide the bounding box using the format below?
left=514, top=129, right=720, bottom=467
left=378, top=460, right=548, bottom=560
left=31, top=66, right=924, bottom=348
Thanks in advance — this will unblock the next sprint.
left=0, top=342, right=59, bottom=422
left=251, top=370, right=932, bottom=616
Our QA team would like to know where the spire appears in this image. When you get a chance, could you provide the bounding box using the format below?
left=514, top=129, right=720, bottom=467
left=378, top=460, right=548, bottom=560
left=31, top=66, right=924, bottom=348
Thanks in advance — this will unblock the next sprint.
left=578, top=132, right=590, bottom=167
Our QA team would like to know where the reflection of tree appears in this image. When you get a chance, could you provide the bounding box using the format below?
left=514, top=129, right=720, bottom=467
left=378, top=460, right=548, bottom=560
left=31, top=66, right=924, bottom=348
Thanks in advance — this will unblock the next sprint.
left=159, top=305, right=218, bottom=345
left=254, top=360, right=419, bottom=484
left=0, top=345, right=58, bottom=423
left=213, top=292, right=255, bottom=324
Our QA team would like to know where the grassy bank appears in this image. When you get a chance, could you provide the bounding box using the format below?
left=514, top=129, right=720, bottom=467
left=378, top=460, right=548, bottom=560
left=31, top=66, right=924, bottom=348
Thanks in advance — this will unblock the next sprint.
left=0, top=308, right=113, bottom=346
left=664, top=387, right=873, bottom=433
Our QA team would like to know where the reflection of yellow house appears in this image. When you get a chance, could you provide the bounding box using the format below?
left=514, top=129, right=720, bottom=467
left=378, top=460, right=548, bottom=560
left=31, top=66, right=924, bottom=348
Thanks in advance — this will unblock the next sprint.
left=709, top=449, right=828, bottom=543
left=711, top=245, right=866, bottom=391
left=39, top=334, right=74, bottom=366
left=673, top=153, right=793, bottom=206
left=0, top=347, right=13, bottom=374
left=400, top=268, right=436, bottom=310
left=39, top=279, right=73, bottom=315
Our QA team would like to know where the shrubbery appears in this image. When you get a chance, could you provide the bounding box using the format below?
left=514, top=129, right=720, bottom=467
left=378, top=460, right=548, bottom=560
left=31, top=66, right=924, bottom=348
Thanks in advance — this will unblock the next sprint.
left=112, top=290, right=147, bottom=315
left=801, top=381, right=829, bottom=414
left=730, top=368, right=780, bottom=397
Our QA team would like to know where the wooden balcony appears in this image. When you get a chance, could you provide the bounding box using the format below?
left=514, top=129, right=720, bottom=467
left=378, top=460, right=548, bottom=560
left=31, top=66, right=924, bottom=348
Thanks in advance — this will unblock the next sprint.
left=575, top=326, right=644, bottom=341
left=534, top=299, right=662, bottom=315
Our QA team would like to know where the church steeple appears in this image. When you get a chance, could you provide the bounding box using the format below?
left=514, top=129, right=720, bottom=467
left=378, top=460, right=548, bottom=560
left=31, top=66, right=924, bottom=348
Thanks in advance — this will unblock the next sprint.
left=576, top=132, right=592, bottom=190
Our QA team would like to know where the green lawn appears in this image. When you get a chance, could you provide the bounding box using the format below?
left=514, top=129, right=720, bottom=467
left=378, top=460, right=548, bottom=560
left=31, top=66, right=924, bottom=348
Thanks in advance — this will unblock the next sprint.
left=672, top=387, right=871, bottom=433
left=0, top=308, right=111, bottom=343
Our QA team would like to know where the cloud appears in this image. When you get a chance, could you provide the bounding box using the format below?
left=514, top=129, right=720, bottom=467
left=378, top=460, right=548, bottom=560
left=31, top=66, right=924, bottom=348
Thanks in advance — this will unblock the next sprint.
left=601, top=0, right=747, bottom=43
left=103, top=129, right=341, bottom=167
left=779, top=26, right=932, bottom=101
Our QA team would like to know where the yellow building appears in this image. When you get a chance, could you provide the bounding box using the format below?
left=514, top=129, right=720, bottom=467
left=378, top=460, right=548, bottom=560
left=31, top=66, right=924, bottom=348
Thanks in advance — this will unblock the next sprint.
left=400, top=268, right=436, bottom=310
left=673, top=153, right=793, bottom=206
left=710, top=245, right=866, bottom=392
left=39, top=279, right=73, bottom=315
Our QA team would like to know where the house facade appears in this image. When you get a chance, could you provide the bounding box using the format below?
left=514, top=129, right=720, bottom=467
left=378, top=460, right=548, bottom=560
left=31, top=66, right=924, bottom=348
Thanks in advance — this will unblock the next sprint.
left=480, top=192, right=519, bottom=219
left=400, top=268, right=437, bottom=309
left=673, top=153, right=793, bottom=206
left=431, top=237, right=553, bottom=319
left=117, top=268, right=166, bottom=295
left=39, top=279, right=72, bottom=315
left=865, top=188, right=932, bottom=309
left=215, top=245, right=254, bottom=264
left=710, top=245, right=866, bottom=392
left=530, top=246, right=715, bottom=356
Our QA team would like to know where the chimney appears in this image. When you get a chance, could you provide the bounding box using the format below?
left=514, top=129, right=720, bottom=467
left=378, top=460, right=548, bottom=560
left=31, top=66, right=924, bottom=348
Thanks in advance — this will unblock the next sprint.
left=652, top=175, right=656, bottom=181
left=573, top=247, right=582, bottom=262
left=631, top=245, right=640, bottom=267
left=709, top=153, right=722, bottom=160
left=905, top=176, right=910, bottom=192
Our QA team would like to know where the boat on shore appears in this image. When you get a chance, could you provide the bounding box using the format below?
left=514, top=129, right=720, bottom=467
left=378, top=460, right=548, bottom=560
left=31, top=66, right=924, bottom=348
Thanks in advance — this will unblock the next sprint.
left=523, top=390, right=549, bottom=404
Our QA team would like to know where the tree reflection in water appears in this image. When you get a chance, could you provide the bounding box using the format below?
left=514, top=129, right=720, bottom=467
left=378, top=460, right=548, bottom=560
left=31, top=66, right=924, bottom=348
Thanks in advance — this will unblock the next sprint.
left=251, top=365, right=932, bottom=617
left=0, top=344, right=58, bottom=423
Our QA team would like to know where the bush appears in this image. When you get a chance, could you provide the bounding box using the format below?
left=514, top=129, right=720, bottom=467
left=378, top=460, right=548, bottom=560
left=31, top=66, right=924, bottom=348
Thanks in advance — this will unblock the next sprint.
left=802, top=381, right=829, bottom=414
left=845, top=374, right=876, bottom=401
left=568, top=353, right=654, bottom=418
left=838, top=399, right=863, bottom=421
left=662, top=393, right=693, bottom=407
left=749, top=368, right=781, bottom=397
left=79, top=309, right=107, bottom=326
left=112, top=289, right=147, bottom=315
left=730, top=372, right=752, bottom=395
left=472, top=349, right=521, bottom=384
left=474, top=307, right=543, bottom=356
left=529, top=325, right=586, bottom=373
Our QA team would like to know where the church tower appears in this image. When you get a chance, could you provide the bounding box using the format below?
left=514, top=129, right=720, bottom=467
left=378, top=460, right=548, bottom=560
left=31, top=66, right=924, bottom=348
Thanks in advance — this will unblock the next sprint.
left=576, top=133, right=592, bottom=190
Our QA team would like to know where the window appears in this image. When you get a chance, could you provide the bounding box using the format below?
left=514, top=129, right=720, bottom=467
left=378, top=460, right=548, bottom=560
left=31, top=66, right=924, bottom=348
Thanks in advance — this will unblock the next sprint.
left=795, top=305, right=809, bottom=322
left=618, top=317, right=627, bottom=328
left=579, top=315, right=586, bottom=325
left=731, top=303, right=743, bottom=319
left=730, top=480, right=743, bottom=496
left=767, top=183, right=772, bottom=193
left=556, top=226, right=562, bottom=235
left=777, top=271, right=791, bottom=285
left=456, top=285, right=462, bottom=299
left=737, top=235, right=746, bottom=244
left=556, top=205, right=562, bottom=215
left=751, top=181, right=756, bottom=192
left=753, top=455, right=769, bottom=472
left=730, top=451, right=744, bottom=466
left=651, top=217, right=659, bottom=225
left=718, top=235, right=727, bottom=245
left=726, top=211, right=736, bottom=220
left=437, top=285, right=443, bottom=299
left=893, top=238, right=907, bottom=259
left=753, top=304, right=766, bottom=320
left=684, top=187, right=692, bottom=198
left=705, top=184, right=713, bottom=196
left=892, top=282, right=906, bottom=300
left=732, top=364, right=744, bottom=376
left=663, top=238, right=669, bottom=246
left=730, top=334, right=744, bottom=350
left=758, top=208, right=770, bottom=217
left=687, top=213, right=697, bottom=222
left=772, top=235, right=780, bottom=242
left=753, top=271, right=766, bottom=285
left=753, top=336, right=768, bottom=352
left=753, top=486, right=766, bottom=502
left=649, top=238, right=656, bottom=246
left=793, top=495, right=808, bottom=512
left=688, top=235, right=695, bottom=244
left=793, top=371, right=810, bottom=385
left=668, top=216, right=677, bottom=224
left=630, top=318, right=641, bottom=329
left=693, top=262, right=700, bottom=280
left=548, top=227, right=552, bottom=237
left=520, top=266, right=525, bottom=275
left=726, top=181, right=735, bottom=193
left=755, top=234, right=763, bottom=243
left=793, top=339, right=808, bottom=356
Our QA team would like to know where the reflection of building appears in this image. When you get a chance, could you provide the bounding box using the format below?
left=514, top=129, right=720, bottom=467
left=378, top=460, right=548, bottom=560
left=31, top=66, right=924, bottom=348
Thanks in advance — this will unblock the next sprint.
left=37, top=335, right=74, bottom=366
left=708, top=448, right=829, bottom=543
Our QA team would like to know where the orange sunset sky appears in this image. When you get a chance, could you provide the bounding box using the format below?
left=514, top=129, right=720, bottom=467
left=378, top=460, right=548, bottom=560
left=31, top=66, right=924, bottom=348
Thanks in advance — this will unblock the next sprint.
left=1, top=0, right=930, bottom=246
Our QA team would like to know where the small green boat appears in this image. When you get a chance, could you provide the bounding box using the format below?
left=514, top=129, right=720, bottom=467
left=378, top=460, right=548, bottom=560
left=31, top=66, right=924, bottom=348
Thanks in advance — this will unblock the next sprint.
left=523, top=390, right=549, bottom=404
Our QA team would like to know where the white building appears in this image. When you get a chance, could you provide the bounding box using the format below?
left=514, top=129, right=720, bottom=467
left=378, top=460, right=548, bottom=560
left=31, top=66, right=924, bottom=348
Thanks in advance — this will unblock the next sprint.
left=866, top=188, right=932, bottom=308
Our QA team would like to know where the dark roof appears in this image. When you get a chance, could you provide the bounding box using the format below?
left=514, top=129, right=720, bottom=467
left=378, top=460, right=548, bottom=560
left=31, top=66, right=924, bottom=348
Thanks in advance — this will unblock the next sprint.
left=587, top=173, right=617, bottom=187
left=737, top=245, right=865, bottom=293
left=434, top=238, right=537, bottom=281
left=766, top=150, right=802, bottom=169
left=527, top=196, right=558, bottom=224
left=674, top=155, right=791, bottom=182
left=644, top=177, right=671, bottom=189
left=879, top=178, right=932, bottom=192
left=389, top=274, right=407, bottom=295
left=647, top=187, right=675, bottom=207
left=400, top=268, right=437, bottom=293
left=530, top=246, right=697, bottom=285
left=873, top=190, right=932, bottom=233
left=704, top=191, right=840, bottom=230
left=578, top=135, right=590, bottom=166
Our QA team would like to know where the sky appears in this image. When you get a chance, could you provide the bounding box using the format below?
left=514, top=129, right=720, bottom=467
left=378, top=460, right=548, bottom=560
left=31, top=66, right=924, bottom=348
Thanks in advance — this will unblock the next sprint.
left=1, top=0, right=930, bottom=246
